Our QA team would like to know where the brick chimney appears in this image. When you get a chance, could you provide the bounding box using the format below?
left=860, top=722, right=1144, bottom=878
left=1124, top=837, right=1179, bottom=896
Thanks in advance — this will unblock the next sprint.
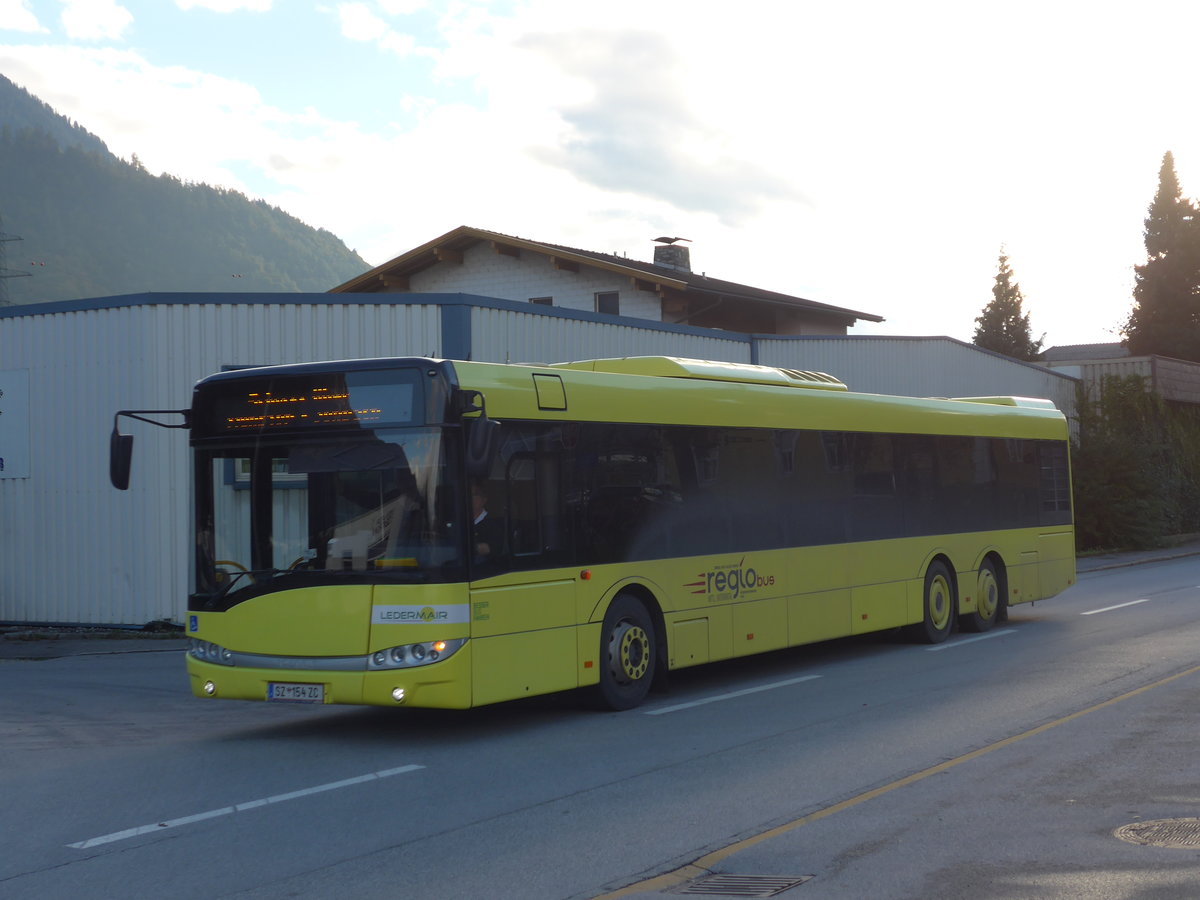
left=653, top=239, right=691, bottom=272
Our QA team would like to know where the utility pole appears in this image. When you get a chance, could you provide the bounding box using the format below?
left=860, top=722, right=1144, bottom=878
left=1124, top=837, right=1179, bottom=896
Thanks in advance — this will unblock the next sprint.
left=0, top=216, right=32, bottom=306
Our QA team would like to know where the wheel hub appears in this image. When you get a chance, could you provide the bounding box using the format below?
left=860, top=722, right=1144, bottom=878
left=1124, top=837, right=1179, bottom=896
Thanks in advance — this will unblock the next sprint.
left=978, top=570, right=998, bottom=618
left=930, top=577, right=951, bottom=630
left=609, top=621, right=650, bottom=683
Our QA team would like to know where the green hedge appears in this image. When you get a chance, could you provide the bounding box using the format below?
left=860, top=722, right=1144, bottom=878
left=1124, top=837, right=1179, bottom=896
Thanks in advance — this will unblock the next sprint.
left=1072, top=375, right=1200, bottom=551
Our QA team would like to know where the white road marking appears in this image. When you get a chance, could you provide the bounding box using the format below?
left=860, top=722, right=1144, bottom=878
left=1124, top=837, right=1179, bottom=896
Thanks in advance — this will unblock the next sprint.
left=644, top=675, right=821, bottom=716
left=925, top=628, right=1016, bottom=651
left=1081, top=598, right=1151, bottom=616
left=67, top=764, right=424, bottom=850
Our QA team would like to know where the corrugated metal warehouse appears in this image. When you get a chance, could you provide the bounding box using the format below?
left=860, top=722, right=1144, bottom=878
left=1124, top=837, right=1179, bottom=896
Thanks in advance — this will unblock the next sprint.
left=0, top=291, right=1078, bottom=626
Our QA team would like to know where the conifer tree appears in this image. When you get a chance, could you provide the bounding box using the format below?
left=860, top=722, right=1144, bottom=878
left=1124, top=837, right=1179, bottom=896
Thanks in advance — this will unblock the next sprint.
left=1125, top=151, right=1200, bottom=360
left=973, top=250, right=1043, bottom=360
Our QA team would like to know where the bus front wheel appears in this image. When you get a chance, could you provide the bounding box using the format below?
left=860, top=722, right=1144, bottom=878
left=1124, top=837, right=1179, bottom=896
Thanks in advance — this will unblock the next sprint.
left=595, top=593, right=657, bottom=711
left=912, top=560, right=955, bottom=644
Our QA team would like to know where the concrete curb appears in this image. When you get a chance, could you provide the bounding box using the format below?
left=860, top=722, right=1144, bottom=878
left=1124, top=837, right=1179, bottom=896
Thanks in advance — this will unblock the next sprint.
left=1076, top=547, right=1200, bottom=574
left=0, top=629, right=187, bottom=661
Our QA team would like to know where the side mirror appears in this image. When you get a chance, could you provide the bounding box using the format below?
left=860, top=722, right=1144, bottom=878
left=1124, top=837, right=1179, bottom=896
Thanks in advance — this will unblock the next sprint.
left=110, top=428, right=134, bottom=490
left=459, top=390, right=500, bottom=478
left=108, top=409, right=188, bottom=490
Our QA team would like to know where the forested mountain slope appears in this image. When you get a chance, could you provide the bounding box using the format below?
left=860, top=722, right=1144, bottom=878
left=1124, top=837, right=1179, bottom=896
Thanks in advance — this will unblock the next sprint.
left=0, top=75, right=369, bottom=305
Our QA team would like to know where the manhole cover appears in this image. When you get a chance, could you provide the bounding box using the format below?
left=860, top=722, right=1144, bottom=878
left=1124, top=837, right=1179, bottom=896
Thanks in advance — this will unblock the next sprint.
left=670, top=873, right=813, bottom=897
left=1115, top=818, right=1200, bottom=849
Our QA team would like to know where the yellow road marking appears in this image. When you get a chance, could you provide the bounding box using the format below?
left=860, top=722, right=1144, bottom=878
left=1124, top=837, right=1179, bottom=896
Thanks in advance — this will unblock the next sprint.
left=593, top=662, right=1200, bottom=898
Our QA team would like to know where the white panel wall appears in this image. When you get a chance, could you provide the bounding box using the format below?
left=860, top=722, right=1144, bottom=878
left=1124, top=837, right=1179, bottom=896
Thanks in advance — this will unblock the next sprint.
left=756, top=337, right=1079, bottom=416
left=0, top=299, right=442, bottom=626
left=1053, top=357, right=1151, bottom=406
left=0, top=297, right=1078, bottom=627
left=468, top=306, right=749, bottom=365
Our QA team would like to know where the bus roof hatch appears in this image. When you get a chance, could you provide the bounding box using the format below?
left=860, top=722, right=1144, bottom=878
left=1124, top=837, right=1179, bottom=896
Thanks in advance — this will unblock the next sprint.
left=950, top=396, right=1060, bottom=411
left=553, top=356, right=848, bottom=391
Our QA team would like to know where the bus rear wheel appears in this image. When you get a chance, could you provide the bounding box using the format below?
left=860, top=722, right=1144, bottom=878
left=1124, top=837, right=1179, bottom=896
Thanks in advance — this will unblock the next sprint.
left=595, top=593, right=657, bottom=711
left=961, top=559, right=1001, bottom=633
left=912, top=560, right=955, bottom=644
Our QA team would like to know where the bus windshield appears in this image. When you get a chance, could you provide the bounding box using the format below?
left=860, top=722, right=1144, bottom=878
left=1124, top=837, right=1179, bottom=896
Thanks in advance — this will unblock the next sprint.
left=193, top=426, right=465, bottom=607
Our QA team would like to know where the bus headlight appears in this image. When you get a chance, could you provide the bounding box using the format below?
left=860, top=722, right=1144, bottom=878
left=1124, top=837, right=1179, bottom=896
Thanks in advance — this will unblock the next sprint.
left=367, top=638, right=466, bottom=670
left=189, top=638, right=236, bottom=666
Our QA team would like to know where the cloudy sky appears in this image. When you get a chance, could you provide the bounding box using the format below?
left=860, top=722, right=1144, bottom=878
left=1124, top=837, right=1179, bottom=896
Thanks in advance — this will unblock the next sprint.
left=3, top=0, right=1199, bottom=348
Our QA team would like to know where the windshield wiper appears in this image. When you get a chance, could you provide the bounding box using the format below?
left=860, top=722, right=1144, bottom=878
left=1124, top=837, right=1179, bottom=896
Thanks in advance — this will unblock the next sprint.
left=200, top=567, right=289, bottom=602
left=194, top=563, right=434, bottom=609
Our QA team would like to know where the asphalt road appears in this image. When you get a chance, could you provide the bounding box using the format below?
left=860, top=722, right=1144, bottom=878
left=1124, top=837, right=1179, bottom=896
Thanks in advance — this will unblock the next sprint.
left=4, top=547, right=1200, bottom=899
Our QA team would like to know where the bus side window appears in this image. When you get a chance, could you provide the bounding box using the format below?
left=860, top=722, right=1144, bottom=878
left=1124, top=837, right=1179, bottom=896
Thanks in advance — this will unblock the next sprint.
left=505, top=453, right=538, bottom=556
left=787, top=431, right=850, bottom=547
left=852, top=433, right=902, bottom=540
left=585, top=426, right=684, bottom=562
left=490, top=425, right=572, bottom=571
left=1038, top=441, right=1072, bottom=523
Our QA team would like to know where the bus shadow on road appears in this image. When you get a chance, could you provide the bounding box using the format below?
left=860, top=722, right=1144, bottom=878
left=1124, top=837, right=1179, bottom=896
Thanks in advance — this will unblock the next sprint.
left=206, top=684, right=591, bottom=746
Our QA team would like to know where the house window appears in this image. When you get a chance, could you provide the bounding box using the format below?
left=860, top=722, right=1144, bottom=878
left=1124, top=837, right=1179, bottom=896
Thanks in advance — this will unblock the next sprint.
left=595, top=291, right=620, bottom=315
left=529, top=296, right=553, bottom=306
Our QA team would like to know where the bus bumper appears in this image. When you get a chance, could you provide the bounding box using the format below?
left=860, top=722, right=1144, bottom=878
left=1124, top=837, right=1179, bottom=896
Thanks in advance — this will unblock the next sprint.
left=185, top=644, right=474, bottom=709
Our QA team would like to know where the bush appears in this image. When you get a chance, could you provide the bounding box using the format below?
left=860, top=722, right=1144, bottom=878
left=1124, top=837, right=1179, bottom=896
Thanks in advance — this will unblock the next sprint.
left=1073, top=375, right=1200, bottom=550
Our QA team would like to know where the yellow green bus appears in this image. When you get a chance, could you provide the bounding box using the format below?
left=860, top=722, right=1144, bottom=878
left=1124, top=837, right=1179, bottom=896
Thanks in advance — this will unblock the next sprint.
left=112, top=356, right=1075, bottom=711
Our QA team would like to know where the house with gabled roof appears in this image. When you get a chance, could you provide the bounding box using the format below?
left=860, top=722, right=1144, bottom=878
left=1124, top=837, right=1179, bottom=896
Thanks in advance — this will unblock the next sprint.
left=331, top=225, right=883, bottom=335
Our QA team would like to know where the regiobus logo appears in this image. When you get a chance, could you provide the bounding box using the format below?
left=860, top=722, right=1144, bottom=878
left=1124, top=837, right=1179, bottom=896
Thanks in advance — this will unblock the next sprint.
left=686, top=557, right=776, bottom=600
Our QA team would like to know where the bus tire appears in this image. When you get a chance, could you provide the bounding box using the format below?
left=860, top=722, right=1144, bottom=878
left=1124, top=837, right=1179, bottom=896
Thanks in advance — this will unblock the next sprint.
left=594, top=593, right=657, bottom=711
left=912, top=560, right=955, bottom=644
left=961, top=559, right=1001, bottom=633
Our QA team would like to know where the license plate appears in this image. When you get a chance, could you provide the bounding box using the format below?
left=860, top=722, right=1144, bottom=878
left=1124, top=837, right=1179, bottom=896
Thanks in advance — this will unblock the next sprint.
left=267, top=682, right=325, bottom=703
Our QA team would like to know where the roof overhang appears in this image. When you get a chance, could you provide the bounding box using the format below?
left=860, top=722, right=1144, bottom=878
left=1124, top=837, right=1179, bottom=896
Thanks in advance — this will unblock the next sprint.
left=330, top=225, right=690, bottom=295
left=329, top=225, right=883, bottom=327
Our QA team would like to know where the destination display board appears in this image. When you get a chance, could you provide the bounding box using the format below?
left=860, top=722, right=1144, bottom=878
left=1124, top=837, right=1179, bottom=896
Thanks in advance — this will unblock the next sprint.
left=200, top=368, right=422, bottom=434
